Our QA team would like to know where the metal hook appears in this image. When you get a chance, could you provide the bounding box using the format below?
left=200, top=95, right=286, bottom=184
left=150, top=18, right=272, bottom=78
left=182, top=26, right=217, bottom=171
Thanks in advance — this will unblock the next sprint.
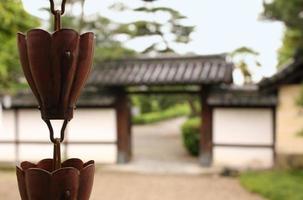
left=44, top=119, right=69, bottom=143
left=44, top=119, right=68, bottom=170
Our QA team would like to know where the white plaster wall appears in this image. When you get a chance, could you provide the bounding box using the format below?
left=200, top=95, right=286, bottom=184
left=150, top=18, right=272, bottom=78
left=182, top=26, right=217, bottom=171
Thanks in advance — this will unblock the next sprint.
left=213, top=108, right=274, bottom=168
left=213, top=147, right=273, bottom=168
left=19, top=110, right=57, bottom=141
left=68, top=109, right=116, bottom=142
left=67, top=109, right=117, bottom=163
left=213, top=108, right=273, bottom=145
left=0, top=108, right=117, bottom=164
left=1, top=110, right=15, bottom=141
left=19, top=144, right=56, bottom=162
left=68, top=145, right=117, bottom=163
left=0, top=110, right=15, bottom=162
left=0, top=144, right=15, bottom=162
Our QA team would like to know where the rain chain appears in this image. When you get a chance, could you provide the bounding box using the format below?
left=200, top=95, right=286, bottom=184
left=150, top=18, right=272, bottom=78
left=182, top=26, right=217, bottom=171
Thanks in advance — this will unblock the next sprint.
left=16, top=0, right=95, bottom=199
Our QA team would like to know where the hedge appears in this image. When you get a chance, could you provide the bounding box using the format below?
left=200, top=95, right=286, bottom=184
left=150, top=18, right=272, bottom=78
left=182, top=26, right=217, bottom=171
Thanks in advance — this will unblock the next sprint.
left=132, top=104, right=190, bottom=125
left=181, top=117, right=201, bottom=156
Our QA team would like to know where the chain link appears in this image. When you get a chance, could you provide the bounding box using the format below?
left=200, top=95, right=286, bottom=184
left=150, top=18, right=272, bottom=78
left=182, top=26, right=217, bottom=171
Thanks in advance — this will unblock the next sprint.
left=49, top=0, right=67, bottom=15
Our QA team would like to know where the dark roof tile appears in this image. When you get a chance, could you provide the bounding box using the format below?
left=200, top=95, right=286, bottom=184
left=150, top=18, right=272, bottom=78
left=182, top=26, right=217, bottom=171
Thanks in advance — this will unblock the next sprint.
left=259, top=58, right=303, bottom=90
left=88, top=54, right=234, bottom=86
left=208, top=85, right=277, bottom=107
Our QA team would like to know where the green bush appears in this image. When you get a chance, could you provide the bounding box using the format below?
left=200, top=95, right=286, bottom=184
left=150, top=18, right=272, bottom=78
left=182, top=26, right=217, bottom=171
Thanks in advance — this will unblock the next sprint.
left=132, top=104, right=190, bottom=125
left=181, top=117, right=201, bottom=156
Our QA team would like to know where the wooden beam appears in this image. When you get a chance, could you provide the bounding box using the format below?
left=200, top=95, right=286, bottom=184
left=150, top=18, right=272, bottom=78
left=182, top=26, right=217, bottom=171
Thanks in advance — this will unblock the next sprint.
left=272, top=106, right=277, bottom=165
left=0, top=141, right=116, bottom=145
left=214, top=143, right=274, bottom=148
left=14, top=108, right=19, bottom=164
left=115, top=88, right=132, bottom=164
left=199, top=86, right=212, bottom=166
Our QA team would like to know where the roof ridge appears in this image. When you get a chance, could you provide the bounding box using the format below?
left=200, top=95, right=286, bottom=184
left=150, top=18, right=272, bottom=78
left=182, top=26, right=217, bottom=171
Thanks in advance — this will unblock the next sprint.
left=100, top=54, right=227, bottom=64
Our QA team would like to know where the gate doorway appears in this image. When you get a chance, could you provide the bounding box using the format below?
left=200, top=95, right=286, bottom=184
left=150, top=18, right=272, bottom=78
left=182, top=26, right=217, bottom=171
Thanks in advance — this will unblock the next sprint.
left=132, top=117, right=204, bottom=173
left=90, top=55, right=234, bottom=166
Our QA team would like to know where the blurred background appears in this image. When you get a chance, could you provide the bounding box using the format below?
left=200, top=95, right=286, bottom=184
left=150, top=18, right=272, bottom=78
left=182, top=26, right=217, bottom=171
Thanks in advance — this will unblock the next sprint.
left=1, top=0, right=303, bottom=199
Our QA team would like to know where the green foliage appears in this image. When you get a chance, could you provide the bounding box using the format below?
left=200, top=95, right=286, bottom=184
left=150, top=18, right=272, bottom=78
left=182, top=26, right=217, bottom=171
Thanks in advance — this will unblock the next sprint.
left=296, top=129, right=303, bottom=137
left=134, top=7, right=186, bottom=19
left=263, top=0, right=303, bottom=66
left=62, top=1, right=194, bottom=62
left=60, top=1, right=136, bottom=64
left=240, top=170, right=303, bottom=200
left=132, top=104, right=190, bottom=125
left=0, top=0, right=39, bottom=93
left=296, top=84, right=303, bottom=107
left=181, top=117, right=200, bottom=156
left=131, top=93, right=193, bottom=114
left=230, top=47, right=259, bottom=57
left=229, top=46, right=261, bottom=83
left=111, top=1, right=195, bottom=54
left=263, top=0, right=303, bottom=28
left=94, top=44, right=135, bottom=63
left=114, top=21, right=161, bottom=38
left=134, top=96, right=155, bottom=114
left=277, top=28, right=303, bottom=65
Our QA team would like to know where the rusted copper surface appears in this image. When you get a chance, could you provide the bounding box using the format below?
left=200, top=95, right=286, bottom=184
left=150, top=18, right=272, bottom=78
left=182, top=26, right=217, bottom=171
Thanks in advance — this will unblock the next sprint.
left=18, top=29, right=94, bottom=121
left=16, top=1, right=96, bottom=199
left=16, top=159, right=95, bottom=200
left=53, top=138, right=62, bottom=170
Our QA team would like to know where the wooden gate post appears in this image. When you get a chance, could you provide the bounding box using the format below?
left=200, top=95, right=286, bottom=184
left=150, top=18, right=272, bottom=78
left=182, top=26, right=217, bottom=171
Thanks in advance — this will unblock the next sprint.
left=200, top=86, right=212, bottom=166
left=115, top=88, right=132, bottom=164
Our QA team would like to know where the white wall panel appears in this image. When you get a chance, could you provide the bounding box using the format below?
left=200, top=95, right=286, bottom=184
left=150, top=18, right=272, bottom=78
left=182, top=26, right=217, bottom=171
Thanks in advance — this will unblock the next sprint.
left=1, top=108, right=117, bottom=164
left=19, top=110, right=61, bottom=142
left=213, top=108, right=273, bottom=145
left=213, top=147, right=273, bottom=168
left=213, top=108, right=274, bottom=168
left=67, top=144, right=117, bottom=163
left=68, top=109, right=116, bottom=142
left=19, top=144, right=55, bottom=162
left=18, top=109, right=117, bottom=143
left=0, top=144, right=15, bottom=162
left=1, top=110, right=15, bottom=141
left=16, top=109, right=117, bottom=164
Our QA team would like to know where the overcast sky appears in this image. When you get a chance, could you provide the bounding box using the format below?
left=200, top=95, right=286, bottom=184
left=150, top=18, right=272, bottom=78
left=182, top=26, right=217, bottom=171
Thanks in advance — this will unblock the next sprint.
left=22, top=0, right=284, bottom=81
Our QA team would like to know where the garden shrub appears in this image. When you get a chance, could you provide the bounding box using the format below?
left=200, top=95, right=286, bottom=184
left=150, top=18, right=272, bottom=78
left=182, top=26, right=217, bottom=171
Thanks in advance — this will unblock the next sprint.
left=181, top=117, right=200, bottom=156
left=132, top=104, right=190, bottom=125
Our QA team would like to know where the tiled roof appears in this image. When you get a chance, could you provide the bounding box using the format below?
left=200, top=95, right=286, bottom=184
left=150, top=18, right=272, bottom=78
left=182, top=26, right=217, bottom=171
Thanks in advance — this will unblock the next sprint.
left=259, top=58, right=303, bottom=90
left=208, top=85, right=277, bottom=107
left=88, top=54, right=233, bottom=86
left=5, top=89, right=116, bottom=109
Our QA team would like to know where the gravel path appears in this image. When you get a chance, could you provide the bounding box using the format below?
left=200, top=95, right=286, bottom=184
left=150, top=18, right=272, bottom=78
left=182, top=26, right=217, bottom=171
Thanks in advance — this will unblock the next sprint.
left=133, top=117, right=189, bottom=162
left=127, top=117, right=206, bottom=174
left=0, top=170, right=264, bottom=200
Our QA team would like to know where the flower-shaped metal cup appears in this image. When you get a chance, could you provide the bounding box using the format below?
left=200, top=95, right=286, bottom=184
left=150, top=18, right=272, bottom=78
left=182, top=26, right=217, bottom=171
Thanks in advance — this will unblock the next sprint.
left=16, top=158, right=95, bottom=200
left=18, top=29, right=94, bottom=120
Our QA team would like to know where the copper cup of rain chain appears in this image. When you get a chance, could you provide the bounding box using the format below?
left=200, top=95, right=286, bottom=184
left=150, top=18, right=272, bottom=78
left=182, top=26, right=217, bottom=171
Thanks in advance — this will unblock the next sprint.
left=17, top=29, right=94, bottom=121
left=16, top=158, right=95, bottom=200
